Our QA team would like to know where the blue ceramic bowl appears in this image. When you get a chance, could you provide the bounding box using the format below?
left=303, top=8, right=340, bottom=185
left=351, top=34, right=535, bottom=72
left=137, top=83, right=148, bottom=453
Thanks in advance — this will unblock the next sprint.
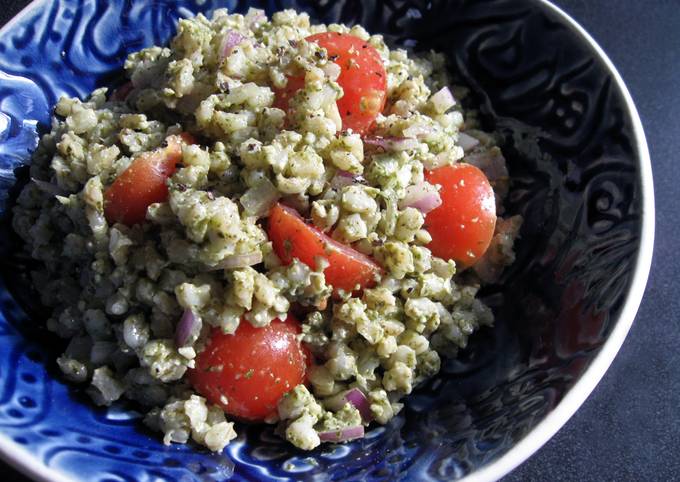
left=0, top=1, right=653, bottom=481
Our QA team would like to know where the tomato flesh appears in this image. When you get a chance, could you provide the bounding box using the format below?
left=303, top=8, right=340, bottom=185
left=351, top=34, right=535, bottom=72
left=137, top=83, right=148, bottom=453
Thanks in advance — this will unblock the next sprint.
left=268, top=203, right=381, bottom=294
left=424, top=164, right=497, bottom=268
left=104, top=133, right=194, bottom=226
left=189, top=316, right=308, bottom=421
left=274, top=32, right=387, bottom=135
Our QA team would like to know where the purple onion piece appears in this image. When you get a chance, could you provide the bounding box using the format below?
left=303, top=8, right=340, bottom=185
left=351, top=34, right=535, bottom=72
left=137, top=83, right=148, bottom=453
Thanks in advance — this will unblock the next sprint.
left=409, top=193, right=442, bottom=214
left=245, top=8, right=266, bottom=27
left=110, top=81, right=134, bottom=102
left=175, top=309, right=200, bottom=347
left=318, top=425, right=365, bottom=443
left=343, top=388, right=372, bottom=423
left=362, top=136, right=387, bottom=148
left=221, top=30, right=246, bottom=58
left=399, top=183, right=442, bottom=214
left=330, top=170, right=358, bottom=190
left=363, top=136, right=419, bottom=152
left=329, top=170, right=367, bottom=190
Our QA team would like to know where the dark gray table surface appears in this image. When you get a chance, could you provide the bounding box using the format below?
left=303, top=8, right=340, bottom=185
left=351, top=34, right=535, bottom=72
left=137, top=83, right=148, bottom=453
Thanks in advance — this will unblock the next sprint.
left=0, top=1, right=677, bottom=481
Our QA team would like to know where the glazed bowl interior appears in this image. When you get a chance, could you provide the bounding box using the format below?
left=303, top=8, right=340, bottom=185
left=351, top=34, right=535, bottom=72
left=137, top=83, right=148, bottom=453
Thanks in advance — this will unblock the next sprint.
left=0, top=0, right=652, bottom=481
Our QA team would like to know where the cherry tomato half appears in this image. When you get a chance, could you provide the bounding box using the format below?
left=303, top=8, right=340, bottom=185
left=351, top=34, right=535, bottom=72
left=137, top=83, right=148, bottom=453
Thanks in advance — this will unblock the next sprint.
left=424, top=164, right=497, bottom=269
left=189, top=316, right=309, bottom=421
left=268, top=203, right=382, bottom=294
left=274, top=32, right=387, bottom=135
left=104, top=133, right=194, bottom=226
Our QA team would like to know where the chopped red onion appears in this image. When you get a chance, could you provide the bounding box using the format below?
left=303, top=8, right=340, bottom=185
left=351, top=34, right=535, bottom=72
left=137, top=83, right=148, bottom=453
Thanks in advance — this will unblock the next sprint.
left=344, top=388, right=372, bottom=423
left=175, top=309, right=200, bottom=348
left=110, top=81, right=133, bottom=102
left=363, top=136, right=420, bottom=152
left=207, top=252, right=263, bottom=271
left=32, top=178, right=66, bottom=196
left=221, top=30, right=246, bottom=58
left=245, top=8, right=266, bottom=27
left=323, top=388, right=373, bottom=423
left=430, top=86, right=456, bottom=113
left=408, top=193, right=442, bottom=214
left=458, top=132, right=480, bottom=152
left=318, top=425, right=365, bottom=443
left=399, top=183, right=442, bottom=214
left=330, top=170, right=358, bottom=190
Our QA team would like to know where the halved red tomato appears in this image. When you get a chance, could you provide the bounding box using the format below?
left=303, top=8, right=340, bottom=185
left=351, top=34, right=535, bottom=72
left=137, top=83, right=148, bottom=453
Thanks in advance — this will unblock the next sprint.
left=267, top=203, right=382, bottom=293
left=104, top=133, right=195, bottom=226
left=274, top=32, right=387, bottom=135
left=189, top=316, right=309, bottom=421
left=424, top=164, right=497, bottom=268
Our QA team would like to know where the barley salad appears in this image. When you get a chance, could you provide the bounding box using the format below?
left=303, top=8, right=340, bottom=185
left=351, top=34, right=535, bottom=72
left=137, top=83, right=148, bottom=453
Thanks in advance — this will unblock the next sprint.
left=13, top=8, right=521, bottom=452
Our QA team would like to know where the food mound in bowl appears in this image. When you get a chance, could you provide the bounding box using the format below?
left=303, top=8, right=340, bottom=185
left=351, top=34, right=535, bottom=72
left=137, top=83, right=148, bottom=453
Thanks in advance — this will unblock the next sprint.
left=12, top=8, right=521, bottom=452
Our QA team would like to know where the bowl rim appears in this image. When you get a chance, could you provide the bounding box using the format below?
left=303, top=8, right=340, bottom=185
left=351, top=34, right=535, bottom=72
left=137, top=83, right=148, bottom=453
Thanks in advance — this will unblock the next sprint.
left=463, top=1, right=655, bottom=480
left=0, top=2, right=78, bottom=479
left=0, top=1, right=655, bottom=481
